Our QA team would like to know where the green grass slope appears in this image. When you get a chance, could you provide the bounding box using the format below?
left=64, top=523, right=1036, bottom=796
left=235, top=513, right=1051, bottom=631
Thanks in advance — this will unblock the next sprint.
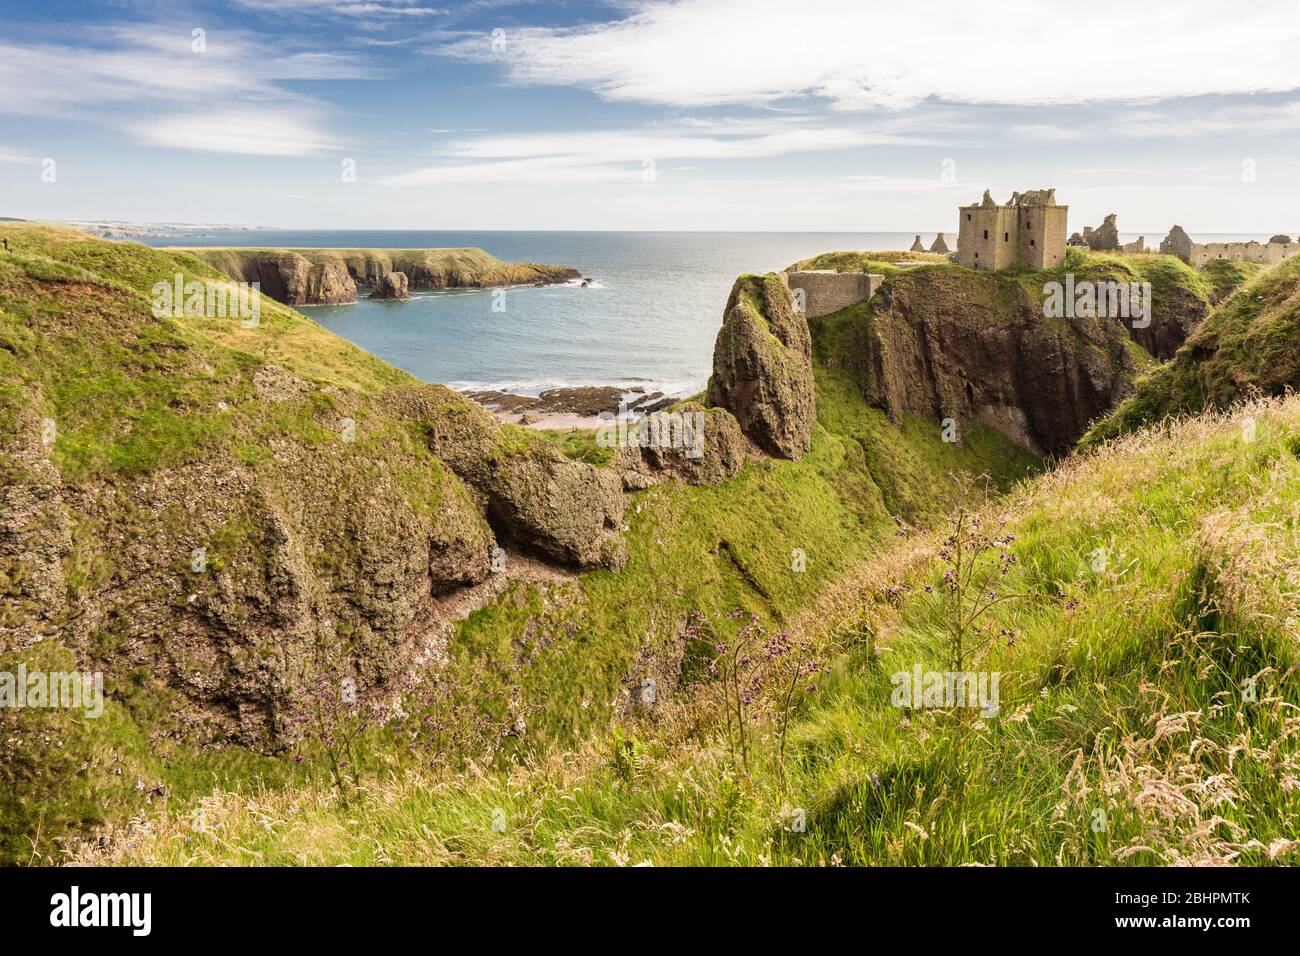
left=1082, top=254, right=1300, bottom=447
left=87, top=395, right=1300, bottom=866
left=0, top=226, right=1038, bottom=862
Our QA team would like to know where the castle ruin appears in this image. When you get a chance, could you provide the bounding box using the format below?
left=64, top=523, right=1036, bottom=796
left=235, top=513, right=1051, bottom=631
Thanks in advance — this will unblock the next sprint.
left=1159, top=225, right=1299, bottom=267
left=956, top=188, right=1068, bottom=271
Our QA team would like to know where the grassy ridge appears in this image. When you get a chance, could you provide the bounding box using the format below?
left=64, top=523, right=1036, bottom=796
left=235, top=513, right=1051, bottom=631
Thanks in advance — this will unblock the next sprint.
left=1082, top=254, right=1300, bottom=447
left=85, top=397, right=1300, bottom=866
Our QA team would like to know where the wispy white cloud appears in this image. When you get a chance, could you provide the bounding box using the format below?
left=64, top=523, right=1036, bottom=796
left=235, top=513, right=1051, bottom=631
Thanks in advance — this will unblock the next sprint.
left=437, top=0, right=1300, bottom=110
left=0, top=26, right=368, bottom=155
left=379, top=119, right=932, bottom=185
left=125, top=109, right=346, bottom=157
left=0, top=147, right=40, bottom=164
left=1011, top=100, right=1300, bottom=142
left=233, top=0, right=446, bottom=15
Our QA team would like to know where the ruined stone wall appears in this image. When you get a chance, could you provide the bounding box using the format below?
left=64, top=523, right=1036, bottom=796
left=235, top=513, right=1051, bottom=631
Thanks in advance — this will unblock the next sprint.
left=784, top=270, right=884, bottom=317
left=1189, top=241, right=1300, bottom=267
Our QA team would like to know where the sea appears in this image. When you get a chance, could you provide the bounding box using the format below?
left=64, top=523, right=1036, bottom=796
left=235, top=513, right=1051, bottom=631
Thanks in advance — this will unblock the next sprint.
left=139, top=229, right=1271, bottom=400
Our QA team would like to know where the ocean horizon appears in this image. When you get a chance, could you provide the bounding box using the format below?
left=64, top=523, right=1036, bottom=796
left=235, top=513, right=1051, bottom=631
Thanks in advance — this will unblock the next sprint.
left=140, top=229, right=1272, bottom=398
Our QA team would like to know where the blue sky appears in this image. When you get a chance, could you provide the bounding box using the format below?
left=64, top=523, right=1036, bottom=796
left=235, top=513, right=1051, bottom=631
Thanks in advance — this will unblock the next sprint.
left=1, top=0, right=1299, bottom=233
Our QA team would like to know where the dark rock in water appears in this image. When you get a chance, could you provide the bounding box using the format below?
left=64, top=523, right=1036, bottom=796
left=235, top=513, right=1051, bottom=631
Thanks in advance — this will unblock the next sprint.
left=581, top=279, right=590, bottom=287
left=464, top=385, right=668, bottom=419
left=707, top=274, right=814, bottom=460
left=535, top=386, right=623, bottom=417
left=371, top=271, right=412, bottom=300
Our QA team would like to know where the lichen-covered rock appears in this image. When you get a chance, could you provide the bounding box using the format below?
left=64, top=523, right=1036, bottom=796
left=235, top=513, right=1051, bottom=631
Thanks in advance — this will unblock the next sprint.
left=484, top=450, right=627, bottom=570
left=706, top=274, right=815, bottom=460
left=613, top=404, right=746, bottom=487
left=371, top=271, right=412, bottom=300
left=385, top=384, right=627, bottom=570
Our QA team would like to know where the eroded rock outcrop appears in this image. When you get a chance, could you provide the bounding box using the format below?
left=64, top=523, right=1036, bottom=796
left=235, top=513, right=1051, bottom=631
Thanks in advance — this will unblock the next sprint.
left=0, top=233, right=627, bottom=750
left=610, top=403, right=747, bottom=489
left=371, top=271, right=412, bottom=300
left=230, top=253, right=358, bottom=305
left=385, top=386, right=627, bottom=571
left=843, top=268, right=1139, bottom=457
left=707, top=275, right=815, bottom=460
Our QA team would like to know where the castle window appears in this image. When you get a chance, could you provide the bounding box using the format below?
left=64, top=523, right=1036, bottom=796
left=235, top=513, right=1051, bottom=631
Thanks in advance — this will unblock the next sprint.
left=983, top=230, right=988, bottom=240
left=1029, top=239, right=1036, bottom=247
left=1004, top=232, right=1009, bottom=242
left=1026, top=220, right=1032, bottom=229
left=967, top=214, right=972, bottom=221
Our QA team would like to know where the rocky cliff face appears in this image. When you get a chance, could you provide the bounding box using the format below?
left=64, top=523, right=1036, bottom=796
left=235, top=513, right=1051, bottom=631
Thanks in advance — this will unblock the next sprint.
left=230, top=252, right=358, bottom=305
left=0, top=228, right=622, bottom=751
left=188, top=247, right=580, bottom=306
left=827, top=268, right=1140, bottom=457
left=707, top=274, right=815, bottom=460
left=371, top=271, right=412, bottom=300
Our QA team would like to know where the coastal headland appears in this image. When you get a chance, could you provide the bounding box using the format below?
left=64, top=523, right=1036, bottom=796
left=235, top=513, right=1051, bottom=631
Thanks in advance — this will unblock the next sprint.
left=178, top=246, right=583, bottom=306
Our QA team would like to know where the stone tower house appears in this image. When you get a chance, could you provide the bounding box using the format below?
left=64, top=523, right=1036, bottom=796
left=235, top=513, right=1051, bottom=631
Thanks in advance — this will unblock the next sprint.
left=957, top=188, right=1068, bottom=271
